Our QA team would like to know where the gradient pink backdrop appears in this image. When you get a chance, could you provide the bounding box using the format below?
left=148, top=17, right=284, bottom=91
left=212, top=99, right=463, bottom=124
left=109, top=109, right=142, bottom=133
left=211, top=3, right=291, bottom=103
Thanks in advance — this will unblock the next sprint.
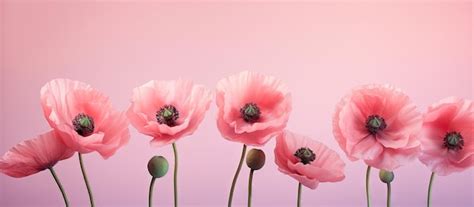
left=0, top=1, right=472, bottom=207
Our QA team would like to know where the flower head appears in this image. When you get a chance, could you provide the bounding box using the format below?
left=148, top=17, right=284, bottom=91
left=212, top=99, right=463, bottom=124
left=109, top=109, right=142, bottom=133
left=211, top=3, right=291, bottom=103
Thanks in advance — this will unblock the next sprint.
left=127, top=79, right=212, bottom=147
left=41, top=79, right=130, bottom=159
left=419, top=97, right=473, bottom=176
left=274, top=131, right=345, bottom=189
left=216, top=71, right=292, bottom=146
left=0, top=131, right=74, bottom=178
left=332, top=84, right=422, bottom=171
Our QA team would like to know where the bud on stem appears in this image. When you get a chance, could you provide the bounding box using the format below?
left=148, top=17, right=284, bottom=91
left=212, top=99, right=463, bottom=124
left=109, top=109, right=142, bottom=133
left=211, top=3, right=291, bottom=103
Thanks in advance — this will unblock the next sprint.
left=147, top=156, right=169, bottom=178
left=379, top=169, right=394, bottom=184
left=246, top=149, right=266, bottom=171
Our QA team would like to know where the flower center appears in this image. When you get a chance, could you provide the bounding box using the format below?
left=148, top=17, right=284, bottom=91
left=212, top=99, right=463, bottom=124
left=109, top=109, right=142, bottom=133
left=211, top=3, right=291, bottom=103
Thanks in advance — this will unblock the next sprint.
left=156, top=105, right=179, bottom=126
left=72, top=113, right=95, bottom=137
left=294, top=147, right=316, bottom=165
left=365, top=115, right=387, bottom=134
left=443, top=131, right=464, bottom=151
left=240, top=103, right=261, bottom=123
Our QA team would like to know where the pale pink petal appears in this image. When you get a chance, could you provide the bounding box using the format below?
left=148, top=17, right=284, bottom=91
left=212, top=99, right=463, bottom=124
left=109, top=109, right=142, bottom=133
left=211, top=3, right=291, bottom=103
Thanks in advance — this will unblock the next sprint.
left=349, top=136, right=384, bottom=162
left=287, top=170, right=319, bottom=189
left=366, top=146, right=419, bottom=171
left=89, top=111, right=130, bottom=159
left=41, top=79, right=93, bottom=130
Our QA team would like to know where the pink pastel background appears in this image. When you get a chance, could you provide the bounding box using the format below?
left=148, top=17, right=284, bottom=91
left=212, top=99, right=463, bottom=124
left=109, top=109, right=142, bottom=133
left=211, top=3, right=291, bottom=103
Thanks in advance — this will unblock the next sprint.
left=0, top=1, right=472, bottom=207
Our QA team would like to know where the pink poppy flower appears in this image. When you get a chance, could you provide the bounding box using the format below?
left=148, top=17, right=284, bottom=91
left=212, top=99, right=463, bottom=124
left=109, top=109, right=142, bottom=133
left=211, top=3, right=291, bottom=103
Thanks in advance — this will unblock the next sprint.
left=274, top=131, right=345, bottom=189
left=0, top=130, right=74, bottom=178
left=41, top=79, right=130, bottom=159
left=127, top=79, right=212, bottom=147
left=333, top=84, right=422, bottom=171
left=216, top=71, right=292, bottom=146
left=419, top=97, right=473, bottom=176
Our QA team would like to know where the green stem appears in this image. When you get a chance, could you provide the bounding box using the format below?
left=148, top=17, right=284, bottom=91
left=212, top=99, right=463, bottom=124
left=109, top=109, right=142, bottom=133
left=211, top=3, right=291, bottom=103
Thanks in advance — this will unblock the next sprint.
left=427, top=172, right=435, bottom=207
left=247, top=169, right=254, bottom=207
left=79, top=153, right=95, bottom=207
left=49, top=167, right=70, bottom=207
left=297, top=182, right=302, bottom=207
left=366, top=165, right=371, bottom=207
left=228, top=144, right=247, bottom=207
left=386, top=182, right=391, bottom=207
left=172, top=143, right=178, bottom=207
left=149, top=177, right=156, bottom=207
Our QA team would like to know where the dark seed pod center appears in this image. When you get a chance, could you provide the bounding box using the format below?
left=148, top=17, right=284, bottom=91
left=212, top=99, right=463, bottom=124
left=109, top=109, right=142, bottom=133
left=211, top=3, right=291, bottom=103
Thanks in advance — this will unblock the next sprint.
left=240, top=103, right=261, bottom=123
left=443, top=131, right=464, bottom=151
left=156, top=105, right=179, bottom=127
left=365, top=115, right=387, bottom=134
left=72, top=113, right=95, bottom=137
left=294, top=147, right=316, bottom=165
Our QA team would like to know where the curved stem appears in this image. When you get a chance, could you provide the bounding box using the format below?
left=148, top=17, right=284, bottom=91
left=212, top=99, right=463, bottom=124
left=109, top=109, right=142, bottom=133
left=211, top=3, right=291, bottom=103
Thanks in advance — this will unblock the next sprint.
left=365, top=165, right=371, bottom=207
left=386, top=183, right=391, bottom=207
left=247, top=169, right=254, bottom=207
left=79, top=153, right=95, bottom=207
left=149, top=177, right=157, bottom=207
left=427, top=172, right=435, bottom=207
left=49, top=167, right=70, bottom=207
left=172, top=143, right=178, bottom=207
left=228, top=144, right=247, bottom=207
left=297, top=182, right=302, bottom=207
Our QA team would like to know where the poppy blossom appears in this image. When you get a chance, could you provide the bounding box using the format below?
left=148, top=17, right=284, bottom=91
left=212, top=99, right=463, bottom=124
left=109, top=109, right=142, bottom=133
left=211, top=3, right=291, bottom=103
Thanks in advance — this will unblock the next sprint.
left=419, top=97, right=473, bottom=176
left=274, top=130, right=345, bottom=189
left=127, top=79, right=212, bottom=147
left=332, top=84, right=422, bottom=170
left=41, top=79, right=130, bottom=159
left=216, top=71, right=292, bottom=146
left=0, top=130, right=74, bottom=178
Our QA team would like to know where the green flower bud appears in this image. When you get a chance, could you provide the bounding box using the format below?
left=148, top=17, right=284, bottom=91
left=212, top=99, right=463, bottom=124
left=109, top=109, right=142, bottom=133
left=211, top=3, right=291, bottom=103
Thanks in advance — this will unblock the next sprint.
left=379, top=169, right=394, bottom=183
left=147, top=156, right=169, bottom=178
left=246, top=149, right=266, bottom=170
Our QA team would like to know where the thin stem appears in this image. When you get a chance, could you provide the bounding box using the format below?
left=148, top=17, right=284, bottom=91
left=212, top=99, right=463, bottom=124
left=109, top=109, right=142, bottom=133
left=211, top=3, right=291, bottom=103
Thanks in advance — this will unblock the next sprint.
left=79, top=153, right=95, bottom=207
left=386, top=183, right=392, bottom=207
left=149, top=177, right=157, bottom=207
left=365, top=165, right=371, bottom=207
left=427, top=172, right=435, bottom=207
left=228, top=144, right=247, bottom=207
left=172, top=143, right=178, bottom=207
left=247, top=169, right=254, bottom=207
left=49, top=167, right=70, bottom=207
left=297, top=182, right=302, bottom=207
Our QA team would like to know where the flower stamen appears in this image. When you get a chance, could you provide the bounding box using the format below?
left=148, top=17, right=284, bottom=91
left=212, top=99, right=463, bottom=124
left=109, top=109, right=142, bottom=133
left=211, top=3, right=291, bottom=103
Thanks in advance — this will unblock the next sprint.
left=443, top=131, right=464, bottom=151
left=294, top=147, right=316, bottom=165
left=156, top=105, right=179, bottom=127
left=365, top=115, right=387, bottom=134
left=240, top=103, right=261, bottom=123
left=72, top=113, right=95, bottom=137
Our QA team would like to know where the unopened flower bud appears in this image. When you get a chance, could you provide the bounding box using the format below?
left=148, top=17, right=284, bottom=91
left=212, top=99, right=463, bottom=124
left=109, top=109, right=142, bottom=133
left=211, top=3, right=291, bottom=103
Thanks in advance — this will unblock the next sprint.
left=379, top=169, right=394, bottom=183
left=246, top=149, right=266, bottom=171
left=147, top=156, right=169, bottom=178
